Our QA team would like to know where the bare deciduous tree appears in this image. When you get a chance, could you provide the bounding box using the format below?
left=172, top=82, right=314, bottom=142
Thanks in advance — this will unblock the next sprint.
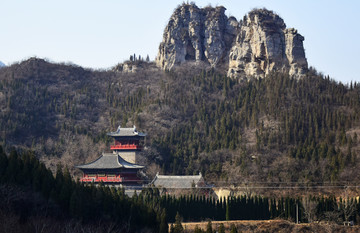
left=340, top=187, right=357, bottom=224
left=302, top=197, right=317, bottom=223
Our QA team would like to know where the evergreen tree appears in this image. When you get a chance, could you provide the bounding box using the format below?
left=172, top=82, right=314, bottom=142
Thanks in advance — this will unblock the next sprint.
left=0, top=145, right=8, bottom=182
left=170, top=224, right=174, bottom=233
left=159, top=209, right=169, bottom=233
left=218, top=223, right=225, bottom=233
left=194, top=225, right=203, bottom=233
left=5, top=149, right=21, bottom=183
left=230, top=223, right=238, bottom=233
left=206, top=220, right=212, bottom=233
left=226, top=197, right=230, bottom=220
left=173, top=212, right=184, bottom=233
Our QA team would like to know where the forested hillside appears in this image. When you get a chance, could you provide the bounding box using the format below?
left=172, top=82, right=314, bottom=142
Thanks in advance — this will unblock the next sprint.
left=0, top=58, right=359, bottom=186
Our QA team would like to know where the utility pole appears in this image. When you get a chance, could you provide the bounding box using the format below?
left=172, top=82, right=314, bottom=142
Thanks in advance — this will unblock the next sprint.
left=296, top=201, right=299, bottom=224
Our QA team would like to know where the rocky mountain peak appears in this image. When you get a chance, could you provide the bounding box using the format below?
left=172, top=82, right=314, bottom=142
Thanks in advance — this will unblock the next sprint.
left=246, top=8, right=286, bottom=31
left=157, top=5, right=308, bottom=79
left=228, top=8, right=308, bottom=78
left=156, top=3, right=239, bottom=70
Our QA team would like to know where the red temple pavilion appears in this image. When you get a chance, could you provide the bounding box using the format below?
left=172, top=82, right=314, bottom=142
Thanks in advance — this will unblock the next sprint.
left=75, top=125, right=146, bottom=186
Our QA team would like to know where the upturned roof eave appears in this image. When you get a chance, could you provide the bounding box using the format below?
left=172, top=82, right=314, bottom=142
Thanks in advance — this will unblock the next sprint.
left=75, top=153, right=144, bottom=170
left=106, top=125, right=146, bottom=137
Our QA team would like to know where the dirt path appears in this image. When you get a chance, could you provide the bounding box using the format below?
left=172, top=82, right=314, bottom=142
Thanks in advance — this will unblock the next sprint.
left=170, top=219, right=360, bottom=232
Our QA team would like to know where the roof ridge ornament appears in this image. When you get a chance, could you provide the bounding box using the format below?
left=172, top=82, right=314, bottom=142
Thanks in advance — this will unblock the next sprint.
left=116, top=125, right=121, bottom=133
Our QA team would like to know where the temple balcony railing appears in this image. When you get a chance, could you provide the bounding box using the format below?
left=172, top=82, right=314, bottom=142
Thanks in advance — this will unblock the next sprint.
left=110, top=145, right=142, bottom=150
left=80, top=177, right=123, bottom=183
left=80, top=176, right=142, bottom=183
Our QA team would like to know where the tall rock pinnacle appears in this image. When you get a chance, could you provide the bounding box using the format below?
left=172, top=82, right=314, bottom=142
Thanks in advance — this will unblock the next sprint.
left=156, top=3, right=239, bottom=70
left=227, top=9, right=308, bottom=78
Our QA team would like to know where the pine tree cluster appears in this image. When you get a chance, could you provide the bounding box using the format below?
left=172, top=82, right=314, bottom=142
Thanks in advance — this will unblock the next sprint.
left=0, top=146, right=166, bottom=232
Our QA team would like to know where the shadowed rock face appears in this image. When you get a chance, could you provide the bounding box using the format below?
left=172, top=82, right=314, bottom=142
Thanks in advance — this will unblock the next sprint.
left=156, top=3, right=239, bottom=70
left=157, top=5, right=308, bottom=79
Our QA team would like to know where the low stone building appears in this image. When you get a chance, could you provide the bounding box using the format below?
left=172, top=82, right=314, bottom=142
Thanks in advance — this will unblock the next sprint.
left=151, top=172, right=205, bottom=189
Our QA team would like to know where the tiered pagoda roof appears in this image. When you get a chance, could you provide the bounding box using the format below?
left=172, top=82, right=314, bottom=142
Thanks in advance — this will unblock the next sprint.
left=107, top=125, right=146, bottom=137
left=75, top=153, right=144, bottom=170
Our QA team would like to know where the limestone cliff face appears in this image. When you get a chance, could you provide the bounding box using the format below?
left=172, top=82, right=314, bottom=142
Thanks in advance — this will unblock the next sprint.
left=156, top=3, right=239, bottom=70
left=157, top=5, right=308, bottom=79
left=227, top=9, right=308, bottom=78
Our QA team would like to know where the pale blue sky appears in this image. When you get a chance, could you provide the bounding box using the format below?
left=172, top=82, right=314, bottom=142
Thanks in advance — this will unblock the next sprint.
left=1, top=0, right=359, bottom=84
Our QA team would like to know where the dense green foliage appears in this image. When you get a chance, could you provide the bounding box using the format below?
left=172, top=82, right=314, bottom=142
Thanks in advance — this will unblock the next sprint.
left=141, top=187, right=360, bottom=224
left=155, top=192, right=291, bottom=222
left=0, top=146, right=166, bottom=232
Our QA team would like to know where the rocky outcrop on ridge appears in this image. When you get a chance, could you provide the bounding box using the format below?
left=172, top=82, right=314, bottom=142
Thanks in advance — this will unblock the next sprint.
left=157, top=4, right=308, bottom=79
left=156, top=3, right=239, bottom=70
left=113, top=61, right=158, bottom=73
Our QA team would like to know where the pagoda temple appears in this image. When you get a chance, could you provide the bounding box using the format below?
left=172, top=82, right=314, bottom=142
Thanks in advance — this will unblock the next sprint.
left=75, top=125, right=146, bottom=186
